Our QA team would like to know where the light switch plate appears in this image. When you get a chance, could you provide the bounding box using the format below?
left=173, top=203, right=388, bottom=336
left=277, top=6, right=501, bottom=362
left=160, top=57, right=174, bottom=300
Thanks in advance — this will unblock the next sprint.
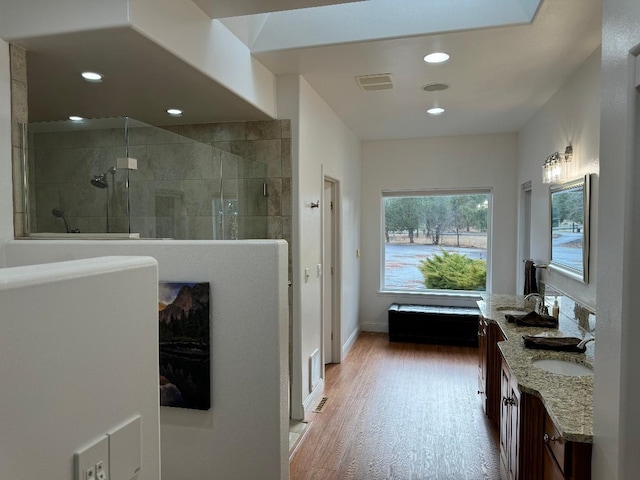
left=75, top=435, right=109, bottom=480
left=108, top=415, right=141, bottom=480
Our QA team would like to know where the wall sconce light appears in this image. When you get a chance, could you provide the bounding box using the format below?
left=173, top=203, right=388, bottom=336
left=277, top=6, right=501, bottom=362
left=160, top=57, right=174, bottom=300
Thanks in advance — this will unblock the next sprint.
left=542, top=145, right=572, bottom=184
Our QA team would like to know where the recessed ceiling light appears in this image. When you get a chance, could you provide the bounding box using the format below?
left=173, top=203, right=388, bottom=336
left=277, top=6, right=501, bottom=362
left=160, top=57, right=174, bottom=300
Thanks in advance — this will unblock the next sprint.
left=166, top=108, right=183, bottom=117
left=423, top=52, right=450, bottom=64
left=69, top=116, right=84, bottom=121
left=422, top=83, right=449, bottom=92
left=81, top=71, right=103, bottom=83
left=427, top=107, right=445, bottom=115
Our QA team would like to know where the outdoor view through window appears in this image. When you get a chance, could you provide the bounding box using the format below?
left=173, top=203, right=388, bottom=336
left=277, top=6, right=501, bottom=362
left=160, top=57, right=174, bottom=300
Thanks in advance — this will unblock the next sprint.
left=383, top=192, right=490, bottom=292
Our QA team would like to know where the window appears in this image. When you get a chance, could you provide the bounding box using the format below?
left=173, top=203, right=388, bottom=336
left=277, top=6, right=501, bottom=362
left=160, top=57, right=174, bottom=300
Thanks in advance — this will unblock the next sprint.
left=382, top=190, right=491, bottom=293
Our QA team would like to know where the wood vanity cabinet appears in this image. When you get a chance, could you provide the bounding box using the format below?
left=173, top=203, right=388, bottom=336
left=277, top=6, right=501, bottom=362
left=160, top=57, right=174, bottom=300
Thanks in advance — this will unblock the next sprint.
left=499, top=353, right=592, bottom=480
left=542, top=412, right=592, bottom=479
left=478, top=316, right=504, bottom=424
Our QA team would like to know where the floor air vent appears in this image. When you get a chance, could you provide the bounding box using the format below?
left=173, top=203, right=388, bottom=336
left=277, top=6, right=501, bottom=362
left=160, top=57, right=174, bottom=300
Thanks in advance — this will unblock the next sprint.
left=314, top=397, right=328, bottom=413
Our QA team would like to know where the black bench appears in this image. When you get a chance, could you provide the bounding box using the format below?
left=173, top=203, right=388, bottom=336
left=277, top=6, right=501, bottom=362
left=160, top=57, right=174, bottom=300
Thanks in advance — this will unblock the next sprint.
left=388, top=303, right=480, bottom=346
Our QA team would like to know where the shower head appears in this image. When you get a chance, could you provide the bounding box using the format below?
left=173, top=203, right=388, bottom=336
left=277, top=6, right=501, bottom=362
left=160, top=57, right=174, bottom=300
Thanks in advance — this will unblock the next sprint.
left=90, top=166, right=116, bottom=188
left=91, top=174, right=108, bottom=188
left=51, top=207, right=79, bottom=233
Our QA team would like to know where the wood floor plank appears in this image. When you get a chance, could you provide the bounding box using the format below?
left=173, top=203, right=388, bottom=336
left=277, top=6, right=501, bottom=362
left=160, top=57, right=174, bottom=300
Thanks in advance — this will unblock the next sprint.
left=290, top=332, right=501, bottom=480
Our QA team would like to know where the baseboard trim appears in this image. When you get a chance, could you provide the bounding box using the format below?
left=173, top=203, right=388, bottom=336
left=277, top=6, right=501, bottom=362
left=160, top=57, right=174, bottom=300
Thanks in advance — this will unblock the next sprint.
left=361, top=322, right=388, bottom=333
left=342, top=325, right=360, bottom=359
left=302, top=378, right=325, bottom=418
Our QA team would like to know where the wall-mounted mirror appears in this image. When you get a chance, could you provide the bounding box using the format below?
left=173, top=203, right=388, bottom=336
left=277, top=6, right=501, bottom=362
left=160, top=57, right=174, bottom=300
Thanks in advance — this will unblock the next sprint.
left=549, top=174, right=591, bottom=283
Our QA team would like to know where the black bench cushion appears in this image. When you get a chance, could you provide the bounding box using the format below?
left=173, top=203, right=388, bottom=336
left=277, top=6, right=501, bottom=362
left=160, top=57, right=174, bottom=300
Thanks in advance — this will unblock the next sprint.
left=388, top=303, right=480, bottom=346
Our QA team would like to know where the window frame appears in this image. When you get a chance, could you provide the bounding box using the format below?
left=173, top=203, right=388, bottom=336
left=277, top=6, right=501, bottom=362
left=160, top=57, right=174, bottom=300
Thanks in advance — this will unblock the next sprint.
left=380, top=187, right=493, bottom=296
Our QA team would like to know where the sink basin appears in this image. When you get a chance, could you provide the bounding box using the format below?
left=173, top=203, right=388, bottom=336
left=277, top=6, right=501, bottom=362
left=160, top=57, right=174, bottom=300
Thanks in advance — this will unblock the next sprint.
left=532, top=359, right=593, bottom=376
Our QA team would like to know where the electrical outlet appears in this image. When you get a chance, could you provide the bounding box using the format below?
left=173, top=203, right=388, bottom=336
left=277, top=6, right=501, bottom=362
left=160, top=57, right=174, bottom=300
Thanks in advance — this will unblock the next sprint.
left=96, top=460, right=106, bottom=480
left=75, top=435, right=108, bottom=480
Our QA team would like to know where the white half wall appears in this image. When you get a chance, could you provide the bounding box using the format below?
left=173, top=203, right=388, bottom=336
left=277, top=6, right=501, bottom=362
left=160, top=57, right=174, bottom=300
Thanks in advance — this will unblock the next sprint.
left=0, top=256, right=161, bottom=480
left=517, top=47, right=601, bottom=310
left=6, top=239, right=290, bottom=480
left=360, top=133, right=518, bottom=331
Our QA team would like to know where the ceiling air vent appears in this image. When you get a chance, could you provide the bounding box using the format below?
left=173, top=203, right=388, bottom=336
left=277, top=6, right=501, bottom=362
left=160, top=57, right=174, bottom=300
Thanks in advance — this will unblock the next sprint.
left=356, top=73, right=393, bottom=91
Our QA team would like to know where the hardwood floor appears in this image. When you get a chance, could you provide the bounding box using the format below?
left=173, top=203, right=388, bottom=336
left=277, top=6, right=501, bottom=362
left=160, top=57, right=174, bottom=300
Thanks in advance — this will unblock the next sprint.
left=290, top=332, right=501, bottom=480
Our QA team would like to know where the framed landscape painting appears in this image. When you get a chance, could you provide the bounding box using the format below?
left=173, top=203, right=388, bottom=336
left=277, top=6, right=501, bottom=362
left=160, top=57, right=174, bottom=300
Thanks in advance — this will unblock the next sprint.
left=158, top=282, right=211, bottom=410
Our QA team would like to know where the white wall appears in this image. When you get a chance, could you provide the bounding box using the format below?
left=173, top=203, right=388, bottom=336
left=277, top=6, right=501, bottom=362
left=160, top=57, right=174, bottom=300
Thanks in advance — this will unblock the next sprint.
left=0, top=40, right=12, bottom=265
left=277, top=75, right=361, bottom=417
left=0, top=256, right=161, bottom=480
left=129, top=0, right=277, bottom=117
left=6, top=239, right=290, bottom=480
left=360, top=133, right=518, bottom=331
left=518, top=48, right=601, bottom=310
left=594, top=2, right=640, bottom=478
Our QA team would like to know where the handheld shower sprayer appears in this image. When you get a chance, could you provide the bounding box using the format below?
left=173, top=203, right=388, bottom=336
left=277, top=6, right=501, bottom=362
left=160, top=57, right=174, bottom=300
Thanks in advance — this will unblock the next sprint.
left=51, top=207, right=80, bottom=233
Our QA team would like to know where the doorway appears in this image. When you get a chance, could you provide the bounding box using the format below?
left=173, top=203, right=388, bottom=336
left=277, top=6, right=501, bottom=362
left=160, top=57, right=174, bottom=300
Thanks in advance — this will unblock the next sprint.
left=518, top=181, right=532, bottom=293
left=323, top=177, right=341, bottom=365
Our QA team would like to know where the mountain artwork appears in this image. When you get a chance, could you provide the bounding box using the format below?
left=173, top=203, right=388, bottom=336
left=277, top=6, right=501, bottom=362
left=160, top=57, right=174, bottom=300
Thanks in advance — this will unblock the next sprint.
left=158, top=282, right=210, bottom=410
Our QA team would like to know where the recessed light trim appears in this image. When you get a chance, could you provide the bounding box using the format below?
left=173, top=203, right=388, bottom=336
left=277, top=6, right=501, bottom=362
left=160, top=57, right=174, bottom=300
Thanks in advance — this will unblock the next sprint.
left=427, top=107, right=445, bottom=115
left=423, top=52, right=450, bottom=64
left=69, top=116, right=84, bottom=121
left=422, top=83, right=449, bottom=92
left=81, top=71, right=103, bottom=83
left=166, top=108, right=183, bottom=117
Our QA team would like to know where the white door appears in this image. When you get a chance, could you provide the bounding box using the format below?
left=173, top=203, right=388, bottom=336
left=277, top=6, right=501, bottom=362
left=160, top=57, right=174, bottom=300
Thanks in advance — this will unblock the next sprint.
left=323, top=179, right=335, bottom=364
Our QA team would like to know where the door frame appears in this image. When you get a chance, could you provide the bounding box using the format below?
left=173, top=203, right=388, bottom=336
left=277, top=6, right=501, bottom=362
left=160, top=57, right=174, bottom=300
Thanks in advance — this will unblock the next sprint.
left=517, top=181, right=532, bottom=294
left=322, top=173, right=342, bottom=365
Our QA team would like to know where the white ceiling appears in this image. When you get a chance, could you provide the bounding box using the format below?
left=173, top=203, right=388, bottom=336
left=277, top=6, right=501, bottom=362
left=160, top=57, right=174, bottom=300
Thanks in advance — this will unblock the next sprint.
left=20, top=0, right=601, bottom=141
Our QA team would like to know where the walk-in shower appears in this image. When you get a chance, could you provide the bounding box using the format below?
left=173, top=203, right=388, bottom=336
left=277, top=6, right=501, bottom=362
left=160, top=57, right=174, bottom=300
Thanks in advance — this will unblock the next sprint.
left=20, top=116, right=272, bottom=239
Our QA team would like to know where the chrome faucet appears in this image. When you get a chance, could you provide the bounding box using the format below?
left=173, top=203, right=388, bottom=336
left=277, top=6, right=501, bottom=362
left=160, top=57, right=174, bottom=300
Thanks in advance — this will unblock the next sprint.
left=577, top=337, right=595, bottom=349
left=524, top=293, right=546, bottom=315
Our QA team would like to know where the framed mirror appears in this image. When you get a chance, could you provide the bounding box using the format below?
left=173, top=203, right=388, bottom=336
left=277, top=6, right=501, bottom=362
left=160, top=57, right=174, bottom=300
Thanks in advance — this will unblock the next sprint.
left=549, top=174, right=591, bottom=283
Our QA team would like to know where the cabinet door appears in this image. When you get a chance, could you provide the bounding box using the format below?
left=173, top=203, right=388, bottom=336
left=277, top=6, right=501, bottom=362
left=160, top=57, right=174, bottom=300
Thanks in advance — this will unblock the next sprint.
left=478, top=317, right=488, bottom=409
left=487, top=322, right=505, bottom=424
left=543, top=445, right=565, bottom=480
left=500, top=360, right=513, bottom=478
left=509, top=384, right=520, bottom=480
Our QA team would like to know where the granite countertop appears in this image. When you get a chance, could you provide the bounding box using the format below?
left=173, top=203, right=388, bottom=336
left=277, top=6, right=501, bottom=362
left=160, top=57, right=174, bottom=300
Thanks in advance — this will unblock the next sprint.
left=478, top=294, right=595, bottom=443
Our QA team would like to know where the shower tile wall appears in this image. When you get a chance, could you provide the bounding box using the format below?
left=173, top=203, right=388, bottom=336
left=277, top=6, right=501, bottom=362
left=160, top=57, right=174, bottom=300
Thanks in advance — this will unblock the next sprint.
left=27, top=119, right=292, bottom=244
left=30, top=126, right=129, bottom=234
left=162, top=120, right=292, bottom=248
left=27, top=122, right=285, bottom=240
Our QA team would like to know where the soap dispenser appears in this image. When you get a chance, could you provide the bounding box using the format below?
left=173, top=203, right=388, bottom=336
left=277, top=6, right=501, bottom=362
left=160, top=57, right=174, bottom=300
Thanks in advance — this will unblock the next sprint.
left=552, top=297, right=560, bottom=319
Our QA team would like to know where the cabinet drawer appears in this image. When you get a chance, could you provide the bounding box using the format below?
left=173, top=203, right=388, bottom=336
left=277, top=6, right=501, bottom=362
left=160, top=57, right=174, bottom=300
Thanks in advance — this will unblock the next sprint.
left=544, top=413, right=566, bottom=472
